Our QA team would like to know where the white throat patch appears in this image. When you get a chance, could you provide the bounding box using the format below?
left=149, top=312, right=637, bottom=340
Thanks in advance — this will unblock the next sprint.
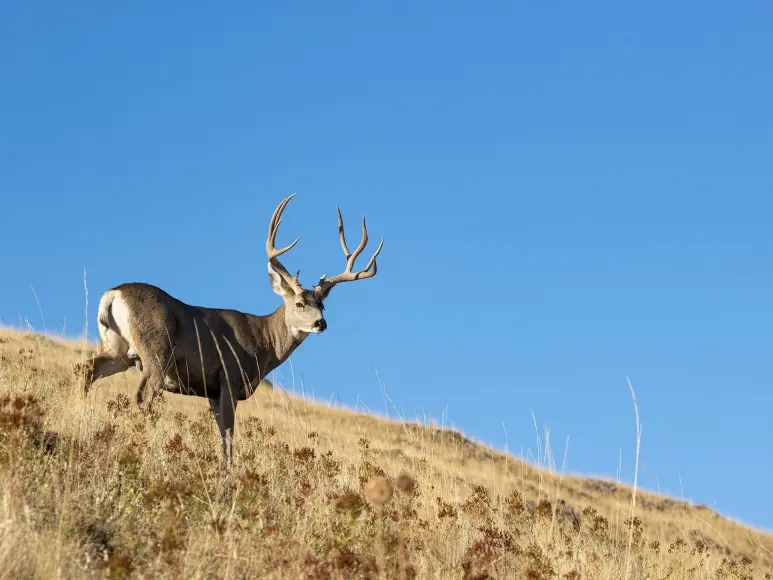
left=291, top=327, right=308, bottom=340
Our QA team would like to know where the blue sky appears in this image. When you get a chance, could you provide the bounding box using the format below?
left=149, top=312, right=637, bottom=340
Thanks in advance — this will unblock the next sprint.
left=1, top=2, right=771, bottom=529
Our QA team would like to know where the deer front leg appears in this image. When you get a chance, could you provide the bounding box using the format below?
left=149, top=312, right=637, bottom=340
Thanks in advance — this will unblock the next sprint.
left=210, top=371, right=237, bottom=468
left=208, top=398, right=227, bottom=465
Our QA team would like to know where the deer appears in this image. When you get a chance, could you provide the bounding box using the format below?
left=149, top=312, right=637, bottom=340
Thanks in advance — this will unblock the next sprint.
left=79, top=193, right=383, bottom=466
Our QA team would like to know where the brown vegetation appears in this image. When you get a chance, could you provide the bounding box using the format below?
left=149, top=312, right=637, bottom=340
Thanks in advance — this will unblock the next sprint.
left=0, top=327, right=771, bottom=578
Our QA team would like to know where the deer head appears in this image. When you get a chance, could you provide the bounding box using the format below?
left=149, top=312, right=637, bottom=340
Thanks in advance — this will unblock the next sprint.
left=266, top=193, right=384, bottom=338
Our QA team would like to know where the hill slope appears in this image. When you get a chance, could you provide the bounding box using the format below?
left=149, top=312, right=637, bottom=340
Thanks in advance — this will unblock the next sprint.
left=0, top=327, right=771, bottom=579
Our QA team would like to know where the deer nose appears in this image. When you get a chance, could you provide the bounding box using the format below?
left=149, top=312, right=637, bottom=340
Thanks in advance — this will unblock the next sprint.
left=313, top=319, right=327, bottom=331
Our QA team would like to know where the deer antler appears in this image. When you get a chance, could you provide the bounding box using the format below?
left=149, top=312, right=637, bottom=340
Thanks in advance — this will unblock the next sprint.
left=314, top=206, right=384, bottom=298
left=266, top=193, right=304, bottom=295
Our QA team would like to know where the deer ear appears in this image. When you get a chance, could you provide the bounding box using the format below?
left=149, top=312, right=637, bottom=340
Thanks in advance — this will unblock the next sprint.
left=267, top=262, right=295, bottom=299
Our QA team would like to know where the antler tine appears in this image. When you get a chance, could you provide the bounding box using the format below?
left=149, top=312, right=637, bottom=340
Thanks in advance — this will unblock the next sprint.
left=315, top=206, right=384, bottom=296
left=360, top=236, right=384, bottom=273
left=266, top=193, right=304, bottom=293
left=336, top=206, right=350, bottom=258
left=347, top=216, right=370, bottom=270
left=337, top=209, right=370, bottom=271
left=266, top=195, right=301, bottom=260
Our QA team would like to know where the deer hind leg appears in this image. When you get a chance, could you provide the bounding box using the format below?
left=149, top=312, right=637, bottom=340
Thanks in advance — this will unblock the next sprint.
left=134, top=373, right=150, bottom=410
left=134, top=359, right=174, bottom=413
left=85, top=352, right=133, bottom=392
left=80, top=345, right=136, bottom=394
left=132, top=334, right=176, bottom=414
left=79, top=323, right=136, bottom=393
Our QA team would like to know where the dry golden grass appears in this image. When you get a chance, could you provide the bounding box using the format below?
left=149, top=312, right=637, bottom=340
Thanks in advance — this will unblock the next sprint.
left=0, top=326, right=771, bottom=579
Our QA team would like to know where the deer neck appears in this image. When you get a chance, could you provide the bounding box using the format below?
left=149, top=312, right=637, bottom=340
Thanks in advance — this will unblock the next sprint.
left=254, top=304, right=307, bottom=373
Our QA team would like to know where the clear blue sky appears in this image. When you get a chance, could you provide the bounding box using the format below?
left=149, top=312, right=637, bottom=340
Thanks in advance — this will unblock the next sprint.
left=2, top=2, right=771, bottom=530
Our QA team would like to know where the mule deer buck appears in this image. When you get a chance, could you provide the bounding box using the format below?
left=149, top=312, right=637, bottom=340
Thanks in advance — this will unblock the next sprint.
left=80, top=193, right=383, bottom=465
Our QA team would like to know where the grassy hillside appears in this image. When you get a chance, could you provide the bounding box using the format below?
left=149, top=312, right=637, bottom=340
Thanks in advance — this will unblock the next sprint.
left=0, top=326, right=771, bottom=579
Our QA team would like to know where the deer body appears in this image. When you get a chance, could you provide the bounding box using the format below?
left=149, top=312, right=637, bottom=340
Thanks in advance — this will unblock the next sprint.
left=95, top=283, right=305, bottom=401
left=82, top=194, right=383, bottom=465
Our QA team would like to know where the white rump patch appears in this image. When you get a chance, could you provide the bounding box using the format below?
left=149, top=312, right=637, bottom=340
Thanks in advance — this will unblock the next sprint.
left=99, top=290, right=137, bottom=357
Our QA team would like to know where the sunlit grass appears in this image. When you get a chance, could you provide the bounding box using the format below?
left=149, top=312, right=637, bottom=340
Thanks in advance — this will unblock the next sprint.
left=0, top=327, right=771, bottom=579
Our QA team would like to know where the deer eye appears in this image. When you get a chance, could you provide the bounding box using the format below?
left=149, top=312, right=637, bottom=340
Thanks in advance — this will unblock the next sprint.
left=296, top=302, right=305, bottom=309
